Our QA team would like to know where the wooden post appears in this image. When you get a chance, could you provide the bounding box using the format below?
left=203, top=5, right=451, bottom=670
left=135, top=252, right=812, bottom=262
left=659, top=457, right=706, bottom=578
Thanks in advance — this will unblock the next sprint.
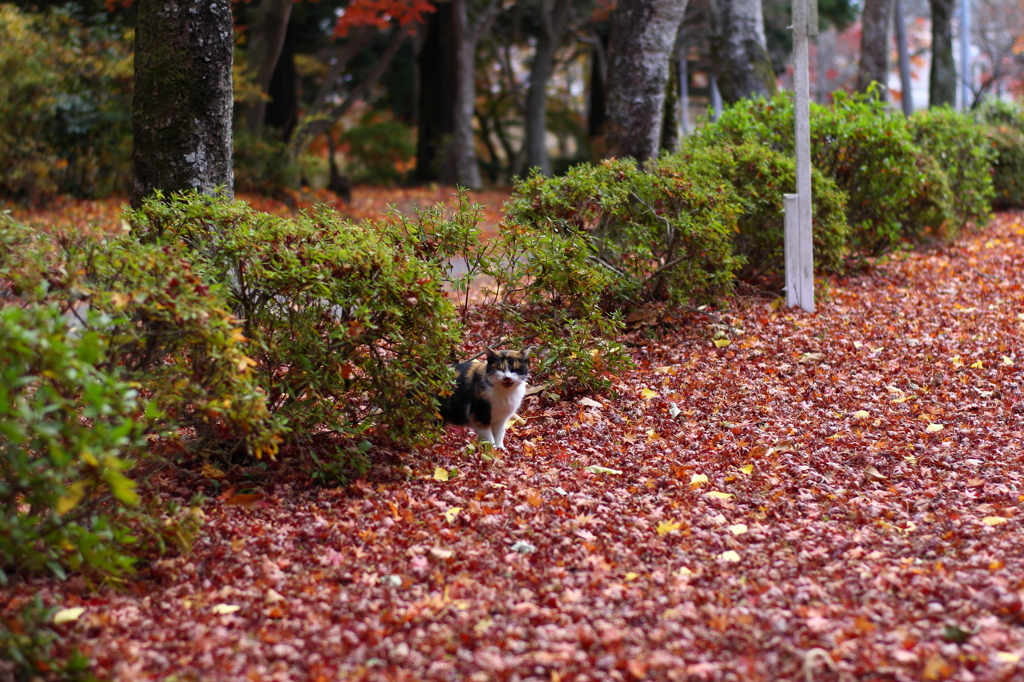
left=787, top=0, right=815, bottom=312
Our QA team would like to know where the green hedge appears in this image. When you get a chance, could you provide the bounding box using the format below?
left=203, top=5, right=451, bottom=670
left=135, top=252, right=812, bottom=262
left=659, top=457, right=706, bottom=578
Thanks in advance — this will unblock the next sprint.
left=974, top=99, right=1024, bottom=210
left=691, top=91, right=958, bottom=254
left=667, top=142, right=850, bottom=280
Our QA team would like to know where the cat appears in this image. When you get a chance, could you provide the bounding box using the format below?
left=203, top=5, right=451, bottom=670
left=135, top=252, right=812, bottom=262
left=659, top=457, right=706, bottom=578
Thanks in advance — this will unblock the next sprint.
left=439, top=347, right=531, bottom=450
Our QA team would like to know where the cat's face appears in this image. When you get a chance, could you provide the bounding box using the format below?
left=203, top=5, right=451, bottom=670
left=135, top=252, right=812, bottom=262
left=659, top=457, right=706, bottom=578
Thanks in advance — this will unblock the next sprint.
left=484, top=347, right=531, bottom=389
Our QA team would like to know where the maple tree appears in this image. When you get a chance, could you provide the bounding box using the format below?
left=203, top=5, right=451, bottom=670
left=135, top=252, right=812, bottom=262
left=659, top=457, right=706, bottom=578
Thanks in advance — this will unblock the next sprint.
left=3, top=193, right=1024, bottom=680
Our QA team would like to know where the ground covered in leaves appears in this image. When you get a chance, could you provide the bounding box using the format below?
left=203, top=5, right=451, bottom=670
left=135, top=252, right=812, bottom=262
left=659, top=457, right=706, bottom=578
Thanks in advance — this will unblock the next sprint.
left=5, top=208, right=1024, bottom=682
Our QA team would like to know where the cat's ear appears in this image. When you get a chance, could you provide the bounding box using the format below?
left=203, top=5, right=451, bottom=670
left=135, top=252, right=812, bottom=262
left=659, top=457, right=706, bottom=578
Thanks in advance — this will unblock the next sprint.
left=521, top=346, right=534, bottom=359
left=484, top=346, right=497, bottom=359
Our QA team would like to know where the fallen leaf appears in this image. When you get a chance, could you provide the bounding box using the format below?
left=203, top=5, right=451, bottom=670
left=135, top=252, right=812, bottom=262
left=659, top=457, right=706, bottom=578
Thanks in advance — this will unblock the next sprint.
left=641, top=387, right=658, bottom=400
left=433, top=467, right=449, bottom=482
left=583, top=465, right=622, bottom=475
left=429, top=545, right=455, bottom=560
left=211, top=604, right=240, bottom=615
left=444, top=507, right=462, bottom=523
left=579, top=397, right=603, bottom=409
left=718, top=550, right=741, bottom=562
left=690, top=473, right=709, bottom=487
left=739, top=464, right=754, bottom=475
left=201, top=463, right=227, bottom=479
left=864, top=465, right=887, bottom=483
left=798, top=352, right=826, bottom=364
left=52, top=607, right=85, bottom=625
left=852, top=410, right=870, bottom=420
left=656, top=519, right=684, bottom=536
left=224, top=493, right=265, bottom=509
left=995, top=651, right=1021, bottom=664
left=713, top=338, right=731, bottom=348
left=728, top=524, right=748, bottom=536
left=925, top=423, right=944, bottom=433
left=707, top=491, right=734, bottom=500
left=981, top=516, right=1009, bottom=526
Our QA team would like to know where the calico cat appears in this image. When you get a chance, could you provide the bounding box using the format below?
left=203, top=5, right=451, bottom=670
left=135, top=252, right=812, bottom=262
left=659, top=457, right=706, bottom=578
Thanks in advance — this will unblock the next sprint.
left=439, top=347, right=531, bottom=450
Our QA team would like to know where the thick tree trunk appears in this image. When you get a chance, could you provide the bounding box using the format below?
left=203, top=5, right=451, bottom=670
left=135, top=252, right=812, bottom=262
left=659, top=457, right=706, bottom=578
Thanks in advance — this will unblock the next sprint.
left=523, top=0, right=572, bottom=176
left=241, top=0, right=293, bottom=135
left=856, top=0, right=895, bottom=96
left=929, top=0, right=957, bottom=107
left=132, top=0, right=234, bottom=207
left=708, top=0, right=777, bottom=104
left=605, top=0, right=689, bottom=163
left=416, top=6, right=458, bottom=183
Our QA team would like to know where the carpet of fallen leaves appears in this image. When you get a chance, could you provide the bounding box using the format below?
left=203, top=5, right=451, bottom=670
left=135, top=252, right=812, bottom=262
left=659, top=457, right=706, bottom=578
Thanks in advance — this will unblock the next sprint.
left=2, top=185, right=509, bottom=238
left=4, top=204, right=1024, bottom=682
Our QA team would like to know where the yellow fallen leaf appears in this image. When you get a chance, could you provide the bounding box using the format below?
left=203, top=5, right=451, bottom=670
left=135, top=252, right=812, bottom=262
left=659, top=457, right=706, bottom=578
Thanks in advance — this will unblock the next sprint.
left=444, top=507, right=462, bottom=523
left=579, top=397, right=603, bottom=409
left=211, top=604, right=240, bottom=615
left=641, top=387, right=658, bottom=400
left=656, top=519, right=684, bottom=536
left=951, top=355, right=963, bottom=367
left=718, top=550, right=741, bottom=562
left=925, top=423, right=944, bottom=433
left=864, top=465, right=887, bottom=483
left=678, top=566, right=694, bottom=576
left=433, top=467, right=449, bottom=482
left=52, top=607, right=85, bottom=625
left=690, top=473, right=709, bottom=486
left=713, top=338, right=731, bottom=348
left=970, top=360, right=984, bottom=369
left=624, top=572, right=639, bottom=582
left=995, top=651, right=1021, bottom=664
left=1002, top=356, right=1015, bottom=366
left=982, top=516, right=1009, bottom=526
left=728, top=524, right=748, bottom=536
left=707, top=491, right=734, bottom=500
left=201, top=463, right=227, bottom=480
left=739, top=464, right=754, bottom=475
left=852, top=410, right=870, bottom=420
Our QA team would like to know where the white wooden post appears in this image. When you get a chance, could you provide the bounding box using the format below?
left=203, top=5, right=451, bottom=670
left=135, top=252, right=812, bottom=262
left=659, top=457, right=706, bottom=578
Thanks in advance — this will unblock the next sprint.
left=787, top=0, right=815, bottom=312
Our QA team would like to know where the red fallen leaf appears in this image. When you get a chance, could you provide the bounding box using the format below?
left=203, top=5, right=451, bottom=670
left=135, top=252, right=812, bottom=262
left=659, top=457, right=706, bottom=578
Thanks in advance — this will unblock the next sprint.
left=223, top=493, right=266, bottom=508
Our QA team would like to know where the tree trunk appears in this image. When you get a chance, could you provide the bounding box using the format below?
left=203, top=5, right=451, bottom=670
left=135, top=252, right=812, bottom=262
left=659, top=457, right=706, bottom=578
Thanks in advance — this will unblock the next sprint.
left=416, top=5, right=458, bottom=183
left=523, top=0, right=573, bottom=176
left=241, top=0, right=293, bottom=135
left=265, top=26, right=298, bottom=139
left=856, top=0, right=895, bottom=97
left=451, top=0, right=500, bottom=189
left=708, top=0, right=777, bottom=104
left=929, top=0, right=957, bottom=107
left=605, top=0, right=689, bottom=163
left=586, top=31, right=608, bottom=153
left=132, top=0, right=234, bottom=207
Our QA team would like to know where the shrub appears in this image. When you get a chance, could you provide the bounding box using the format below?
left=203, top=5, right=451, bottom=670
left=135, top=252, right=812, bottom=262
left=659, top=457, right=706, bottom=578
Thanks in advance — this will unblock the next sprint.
left=0, top=6, right=133, bottom=201
left=667, top=143, right=850, bottom=281
left=233, top=131, right=301, bottom=196
left=0, top=595, right=94, bottom=682
left=0, top=212, right=281, bottom=459
left=973, top=99, right=1024, bottom=209
left=0, top=303, right=145, bottom=582
left=337, top=113, right=415, bottom=185
left=505, top=159, right=742, bottom=307
left=694, top=92, right=954, bottom=254
left=125, top=192, right=462, bottom=453
left=909, top=106, right=994, bottom=230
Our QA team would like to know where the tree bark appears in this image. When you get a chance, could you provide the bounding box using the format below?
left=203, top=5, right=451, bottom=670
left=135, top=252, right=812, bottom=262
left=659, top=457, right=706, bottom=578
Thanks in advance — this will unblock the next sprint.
left=416, top=6, right=458, bottom=183
left=241, top=0, right=294, bottom=135
left=523, top=0, right=573, bottom=176
left=132, top=0, right=234, bottom=207
left=928, top=0, right=957, bottom=107
left=451, top=0, right=500, bottom=189
left=265, top=27, right=297, bottom=138
left=856, top=0, right=895, bottom=97
left=708, top=0, right=777, bottom=104
left=605, top=0, right=689, bottom=163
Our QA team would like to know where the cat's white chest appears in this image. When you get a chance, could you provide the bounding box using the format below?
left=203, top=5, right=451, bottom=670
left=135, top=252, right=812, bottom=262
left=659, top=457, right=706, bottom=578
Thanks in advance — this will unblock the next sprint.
left=484, top=380, right=526, bottom=423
